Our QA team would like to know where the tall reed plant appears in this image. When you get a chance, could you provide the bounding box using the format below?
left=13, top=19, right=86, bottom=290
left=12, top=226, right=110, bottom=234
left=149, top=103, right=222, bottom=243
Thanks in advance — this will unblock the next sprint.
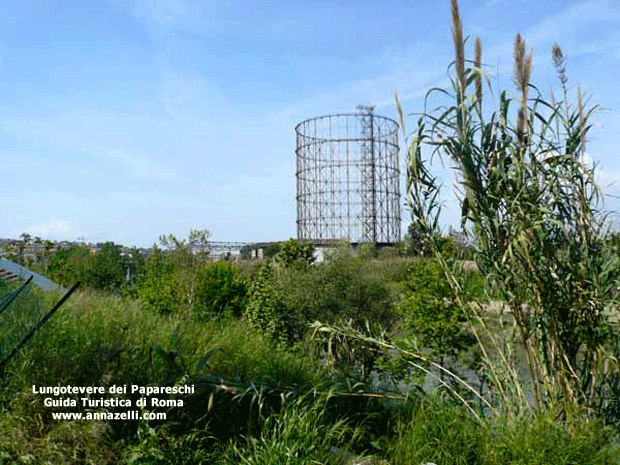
left=395, top=0, right=620, bottom=420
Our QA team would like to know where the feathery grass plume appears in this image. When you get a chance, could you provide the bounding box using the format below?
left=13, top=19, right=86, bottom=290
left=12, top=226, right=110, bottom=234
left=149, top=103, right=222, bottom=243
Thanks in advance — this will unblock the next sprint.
left=524, top=50, right=532, bottom=92
left=513, top=34, right=525, bottom=89
left=513, top=33, right=532, bottom=99
left=552, top=43, right=572, bottom=122
left=552, top=42, right=568, bottom=86
left=513, top=33, right=532, bottom=145
left=451, top=0, right=466, bottom=95
left=394, top=91, right=405, bottom=138
left=474, top=35, right=483, bottom=110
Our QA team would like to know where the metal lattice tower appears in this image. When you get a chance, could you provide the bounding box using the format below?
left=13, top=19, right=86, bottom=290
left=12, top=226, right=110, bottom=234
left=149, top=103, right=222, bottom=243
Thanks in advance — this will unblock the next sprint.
left=295, top=106, right=400, bottom=245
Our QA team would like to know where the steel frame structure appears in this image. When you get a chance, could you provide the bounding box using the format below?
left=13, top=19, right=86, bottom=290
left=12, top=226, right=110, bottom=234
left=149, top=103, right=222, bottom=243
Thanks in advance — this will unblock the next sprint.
left=295, top=107, right=400, bottom=245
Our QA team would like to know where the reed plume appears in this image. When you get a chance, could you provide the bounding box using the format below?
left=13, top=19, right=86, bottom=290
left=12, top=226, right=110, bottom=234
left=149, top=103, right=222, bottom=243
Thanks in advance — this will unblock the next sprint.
left=474, top=35, right=483, bottom=110
left=552, top=43, right=568, bottom=87
left=451, top=0, right=466, bottom=95
left=513, top=33, right=532, bottom=146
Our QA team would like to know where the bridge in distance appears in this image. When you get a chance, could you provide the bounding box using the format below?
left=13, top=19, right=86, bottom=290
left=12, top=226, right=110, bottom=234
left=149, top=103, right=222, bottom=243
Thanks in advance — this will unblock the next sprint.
left=199, top=241, right=277, bottom=254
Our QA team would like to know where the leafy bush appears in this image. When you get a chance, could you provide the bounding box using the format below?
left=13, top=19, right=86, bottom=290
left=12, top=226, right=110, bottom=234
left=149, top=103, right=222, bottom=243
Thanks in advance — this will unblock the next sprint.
left=135, top=231, right=217, bottom=316
left=42, top=242, right=137, bottom=294
left=377, top=246, right=398, bottom=259
left=396, top=259, right=476, bottom=364
left=245, top=263, right=293, bottom=341
left=274, top=238, right=315, bottom=268
left=358, top=242, right=378, bottom=260
left=194, top=261, right=247, bottom=319
left=46, top=245, right=93, bottom=286
left=279, top=251, right=396, bottom=332
left=136, top=246, right=182, bottom=315
left=244, top=251, right=396, bottom=353
left=83, top=242, right=125, bottom=292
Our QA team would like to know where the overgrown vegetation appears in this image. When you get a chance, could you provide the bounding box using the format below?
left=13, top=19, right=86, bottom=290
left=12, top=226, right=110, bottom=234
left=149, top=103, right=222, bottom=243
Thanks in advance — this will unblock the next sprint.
left=1, top=0, right=620, bottom=462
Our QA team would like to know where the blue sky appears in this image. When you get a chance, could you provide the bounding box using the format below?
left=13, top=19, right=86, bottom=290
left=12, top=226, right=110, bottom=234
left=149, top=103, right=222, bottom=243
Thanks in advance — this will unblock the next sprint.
left=1, top=0, right=619, bottom=247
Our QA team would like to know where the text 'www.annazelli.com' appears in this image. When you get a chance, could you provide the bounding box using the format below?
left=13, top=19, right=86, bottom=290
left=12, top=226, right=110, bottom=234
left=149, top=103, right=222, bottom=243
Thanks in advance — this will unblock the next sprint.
left=51, top=411, right=166, bottom=421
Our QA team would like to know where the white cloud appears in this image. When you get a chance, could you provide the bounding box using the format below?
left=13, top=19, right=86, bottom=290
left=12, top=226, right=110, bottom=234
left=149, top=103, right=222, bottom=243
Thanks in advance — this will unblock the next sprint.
left=19, top=219, right=83, bottom=241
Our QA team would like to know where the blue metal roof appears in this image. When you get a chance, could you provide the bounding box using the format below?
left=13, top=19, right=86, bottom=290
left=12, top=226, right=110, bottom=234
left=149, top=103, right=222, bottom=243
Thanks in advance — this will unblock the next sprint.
left=0, top=259, right=65, bottom=292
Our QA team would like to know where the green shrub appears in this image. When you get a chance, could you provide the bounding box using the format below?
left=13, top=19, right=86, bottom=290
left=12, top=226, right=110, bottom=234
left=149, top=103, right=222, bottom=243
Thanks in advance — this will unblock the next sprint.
left=46, top=245, right=93, bottom=286
left=274, top=238, right=315, bottom=268
left=135, top=246, right=182, bottom=315
left=378, top=246, right=398, bottom=259
left=359, top=257, right=413, bottom=286
left=358, top=242, right=378, bottom=260
left=82, top=242, right=125, bottom=292
left=136, top=269, right=181, bottom=316
left=279, top=252, right=396, bottom=332
left=245, top=251, right=395, bottom=344
left=244, top=263, right=293, bottom=341
left=194, top=261, right=247, bottom=319
left=396, top=259, right=476, bottom=364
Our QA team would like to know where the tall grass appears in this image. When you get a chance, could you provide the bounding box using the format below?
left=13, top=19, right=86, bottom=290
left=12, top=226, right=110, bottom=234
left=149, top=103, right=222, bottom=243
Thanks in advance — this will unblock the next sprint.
left=214, top=394, right=366, bottom=465
left=0, top=289, right=328, bottom=463
left=388, top=395, right=620, bottom=465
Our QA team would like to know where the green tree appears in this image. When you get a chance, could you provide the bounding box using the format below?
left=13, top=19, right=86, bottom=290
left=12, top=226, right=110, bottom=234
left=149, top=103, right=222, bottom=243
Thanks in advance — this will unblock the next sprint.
left=396, top=259, right=475, bottom=367
left=158, top=229, right=211, bottom=310
left=136, top=244, right=180, bottom=315
left=274, top=239, right=315, bottom=268
left=136, top=230, right=212, bottom=315
left=84, top=242, right=124, bottom=292
left=19, top=233, right=31, bottom=245
left=47, top=245, right=92, bottom=285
